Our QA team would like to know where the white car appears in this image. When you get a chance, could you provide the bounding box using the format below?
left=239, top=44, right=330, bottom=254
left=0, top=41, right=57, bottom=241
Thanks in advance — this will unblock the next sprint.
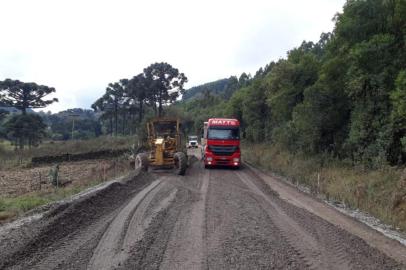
left=187, top=136, right=199, bottom=148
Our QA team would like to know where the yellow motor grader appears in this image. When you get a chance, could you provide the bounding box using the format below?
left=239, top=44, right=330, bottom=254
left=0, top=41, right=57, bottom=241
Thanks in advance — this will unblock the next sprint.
left=135, top=118, right=187, bottom=175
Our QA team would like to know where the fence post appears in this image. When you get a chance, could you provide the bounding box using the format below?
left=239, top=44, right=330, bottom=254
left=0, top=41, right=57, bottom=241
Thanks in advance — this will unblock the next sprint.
left=103, top=162, right=107, bottom=181
left=39, top=171, right=42, bottom=190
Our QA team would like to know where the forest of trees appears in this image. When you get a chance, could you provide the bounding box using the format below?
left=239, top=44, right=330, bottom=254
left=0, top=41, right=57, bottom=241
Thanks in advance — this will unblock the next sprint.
left=178, top=0, right=406, bottom=167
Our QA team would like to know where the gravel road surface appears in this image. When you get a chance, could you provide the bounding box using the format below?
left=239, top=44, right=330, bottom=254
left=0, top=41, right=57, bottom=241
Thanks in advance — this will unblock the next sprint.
left=0, top=149, right=405, bottom=270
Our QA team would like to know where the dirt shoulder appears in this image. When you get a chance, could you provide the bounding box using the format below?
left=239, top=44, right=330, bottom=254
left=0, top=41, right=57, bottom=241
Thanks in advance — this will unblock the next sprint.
left=245, top=163, right=406, bottom=266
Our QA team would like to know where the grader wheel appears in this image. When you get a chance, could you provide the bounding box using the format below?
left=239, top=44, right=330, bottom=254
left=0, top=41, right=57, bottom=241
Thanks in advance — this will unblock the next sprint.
left=135, top=153, right=149, bottom=171
left=174, top=152, right=187, bottom=175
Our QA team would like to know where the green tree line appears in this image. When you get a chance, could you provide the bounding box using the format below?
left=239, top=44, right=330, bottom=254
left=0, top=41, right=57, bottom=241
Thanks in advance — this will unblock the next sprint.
left=178, top=0, right=406, bottom=167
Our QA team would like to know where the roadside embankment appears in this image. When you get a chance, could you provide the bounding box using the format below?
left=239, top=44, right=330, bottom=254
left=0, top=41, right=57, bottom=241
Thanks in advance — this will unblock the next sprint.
left=242, top=143, right=406, bottom=232
left=0, top=170, right=155, bottom=269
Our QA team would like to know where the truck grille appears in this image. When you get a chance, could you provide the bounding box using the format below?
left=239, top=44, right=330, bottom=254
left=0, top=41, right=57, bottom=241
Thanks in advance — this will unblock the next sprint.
left=208, top=145, right=238, bottom=156
left=215, top=159, right=231, bottom=165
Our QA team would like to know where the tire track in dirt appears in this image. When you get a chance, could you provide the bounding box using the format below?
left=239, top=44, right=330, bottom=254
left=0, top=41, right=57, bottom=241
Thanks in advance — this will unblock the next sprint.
left=236, top=169, right=403, bottom=270
left=159, top=164, right=209, bottom=270
left=117, top=157, right=206, bottom=269
left=88, top=178, right=173, bottom=270
left=17, top=212, right=116, bottom=270
left=205, top=168, right=305, bottom=269
left=236, top=170, right=352, bottom=270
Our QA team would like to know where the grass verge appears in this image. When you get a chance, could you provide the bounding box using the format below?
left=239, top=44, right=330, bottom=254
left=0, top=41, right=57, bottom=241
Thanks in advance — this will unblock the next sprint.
left=242, top=142, right=406, bottom=231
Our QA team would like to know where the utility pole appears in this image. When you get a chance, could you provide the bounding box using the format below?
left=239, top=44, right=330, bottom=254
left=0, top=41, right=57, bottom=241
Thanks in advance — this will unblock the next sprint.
left=69, top=114, right=80, bottom=140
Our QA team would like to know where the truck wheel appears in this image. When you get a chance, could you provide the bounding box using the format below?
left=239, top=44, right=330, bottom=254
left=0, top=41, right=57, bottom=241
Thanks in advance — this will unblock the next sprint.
left=135, top=153, right=149, bottom=171
left=174, top=152, right=187, bottom=175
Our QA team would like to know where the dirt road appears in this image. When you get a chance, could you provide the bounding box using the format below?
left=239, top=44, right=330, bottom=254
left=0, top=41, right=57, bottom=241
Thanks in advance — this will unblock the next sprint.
left=0, top=149, right=405, bottom=269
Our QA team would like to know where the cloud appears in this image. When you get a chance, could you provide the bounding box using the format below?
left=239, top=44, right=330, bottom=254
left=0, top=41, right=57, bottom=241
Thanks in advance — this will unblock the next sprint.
left=0, top=0, right=345, bottom=112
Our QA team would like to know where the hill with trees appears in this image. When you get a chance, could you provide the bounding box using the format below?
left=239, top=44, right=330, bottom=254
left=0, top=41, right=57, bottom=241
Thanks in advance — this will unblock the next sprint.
left=177, top=0, right=406, bottom=168
left=40, top=109, right=102, bottom=140
left=181, top=73, right=255, bottom=101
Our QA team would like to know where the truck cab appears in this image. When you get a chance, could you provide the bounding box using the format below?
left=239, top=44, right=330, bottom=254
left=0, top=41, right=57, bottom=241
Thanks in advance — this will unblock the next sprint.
left=203, top=118, right=241, bottom=168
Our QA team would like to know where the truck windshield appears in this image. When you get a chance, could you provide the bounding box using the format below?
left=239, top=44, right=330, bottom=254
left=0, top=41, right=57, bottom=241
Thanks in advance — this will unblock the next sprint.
left=189, top=136, right=198, bottom=140
left=208, top=127, right=239, bottom=140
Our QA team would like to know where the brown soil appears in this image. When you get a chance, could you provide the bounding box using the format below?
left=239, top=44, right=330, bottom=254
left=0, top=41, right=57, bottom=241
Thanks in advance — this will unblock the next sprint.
left=0, top=149, right=404, bottom=269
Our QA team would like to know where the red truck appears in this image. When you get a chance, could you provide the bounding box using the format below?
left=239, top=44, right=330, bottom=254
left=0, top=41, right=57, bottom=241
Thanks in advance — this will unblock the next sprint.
left=203, top=118, right=241, bottom=169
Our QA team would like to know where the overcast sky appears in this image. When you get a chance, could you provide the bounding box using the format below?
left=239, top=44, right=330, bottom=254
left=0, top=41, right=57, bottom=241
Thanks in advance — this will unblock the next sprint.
left=0, top=0, right=346, bottom=113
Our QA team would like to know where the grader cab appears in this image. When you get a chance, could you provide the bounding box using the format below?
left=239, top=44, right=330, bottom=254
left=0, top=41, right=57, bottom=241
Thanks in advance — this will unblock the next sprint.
left=135, top=118, right=187, bottom=175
